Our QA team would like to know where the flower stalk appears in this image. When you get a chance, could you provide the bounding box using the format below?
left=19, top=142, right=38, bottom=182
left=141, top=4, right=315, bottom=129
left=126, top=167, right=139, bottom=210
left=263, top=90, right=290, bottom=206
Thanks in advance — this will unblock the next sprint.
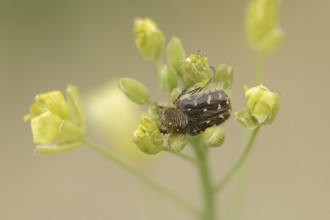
left=83, top=138, right=202, bottom=218
left=191, top=138, right=216, bottom=220
left=215, top=126, right=261, bottom=192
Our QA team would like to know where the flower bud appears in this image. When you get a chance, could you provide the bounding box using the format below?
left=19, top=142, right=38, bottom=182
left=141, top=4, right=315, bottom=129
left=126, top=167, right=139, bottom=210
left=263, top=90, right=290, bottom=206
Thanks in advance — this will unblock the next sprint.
left=245, top=85, right=279, bottom=124
left=170, top=87, right=182, bottom=101
left=133, top=17, right=165, bottom=62
left=167, top=135, right=187, bottom=152
left=246, top=0, right=284, bottom=53
left=119, top=78, right=151, bottom=105
left=214, top=64, right=234, bottom=91
left=167, top=37, right=185, bottom=76
left=181, top=52, right=212, bottom=88
left=203, top=127, right=225, bottom=148
left=159, top=65, right=177, bottom=92
left=24, top=85, right=85, bottom=154
left=235, top=85, right=280, bottom=128
left=133, top=114, right=164, bottom=155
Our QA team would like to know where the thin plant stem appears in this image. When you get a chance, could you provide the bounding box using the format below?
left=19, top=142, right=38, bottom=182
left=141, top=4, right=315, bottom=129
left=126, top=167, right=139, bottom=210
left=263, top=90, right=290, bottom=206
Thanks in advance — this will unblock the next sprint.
left=254, top=53, right=266, bottom=85
left=192, top=140, right=216, bottom=220
left=214, top=126, right=261, bottom=192
left=82, top=138, right=202, bottom=219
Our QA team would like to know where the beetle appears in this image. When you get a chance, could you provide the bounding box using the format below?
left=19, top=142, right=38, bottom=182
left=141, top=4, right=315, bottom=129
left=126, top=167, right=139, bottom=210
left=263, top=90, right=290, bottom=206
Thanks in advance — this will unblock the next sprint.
left=159, top=76, right=231, bottom=136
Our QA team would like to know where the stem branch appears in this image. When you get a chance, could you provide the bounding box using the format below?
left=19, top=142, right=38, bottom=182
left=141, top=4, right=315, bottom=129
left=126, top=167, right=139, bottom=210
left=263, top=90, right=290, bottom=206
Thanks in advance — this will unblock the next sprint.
left=215, top=126, right=261, bottom=192
left=83, top=138, right=201, bottom=218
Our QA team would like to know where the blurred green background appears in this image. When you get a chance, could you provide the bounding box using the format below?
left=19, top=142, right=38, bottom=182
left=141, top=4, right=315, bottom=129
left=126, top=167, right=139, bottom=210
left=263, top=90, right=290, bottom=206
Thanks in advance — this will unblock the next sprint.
left=1, top=0, right=329, bottom=219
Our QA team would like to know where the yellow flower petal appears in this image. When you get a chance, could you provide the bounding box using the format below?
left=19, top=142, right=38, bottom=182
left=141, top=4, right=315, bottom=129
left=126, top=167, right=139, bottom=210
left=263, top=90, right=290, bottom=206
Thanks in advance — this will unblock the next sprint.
left=31, top=111, right=62, bottom=144
left=36, top=91, right=70, bottom=120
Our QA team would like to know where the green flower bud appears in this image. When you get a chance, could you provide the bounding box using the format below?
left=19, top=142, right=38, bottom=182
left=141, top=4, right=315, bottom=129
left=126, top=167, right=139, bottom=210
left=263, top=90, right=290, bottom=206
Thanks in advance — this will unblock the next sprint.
left=246, top=0, right=284, bottom=53
left=170, top=87, right=182, bottom=101
left=167, top=37, right=185, bottom=76
left=181, top=52, right=212, bottom=88
left=245, top=85, right=280, bottom=124
left=214, top=64, right=234, bottom=91
left=203, top=127, right=225, bottom=148
left=167, top=135, right=187, bottom=152
left=235, top=85, right=280, bottom=128
left=119, top=78, right=151, bottom=105
left=159, top=65, right=177, bottom=92
left=133, top=114, right=164, bottom=155
left=133, top=17, right=165, bottom=62
left=24, top=85, right=85, bottom=154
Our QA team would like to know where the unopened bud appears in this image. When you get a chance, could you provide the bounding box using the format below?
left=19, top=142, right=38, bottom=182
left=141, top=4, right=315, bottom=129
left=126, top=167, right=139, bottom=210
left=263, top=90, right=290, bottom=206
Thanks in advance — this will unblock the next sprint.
left=133, top=17, right=165, bottom=62
left=119, top=78, right=151, bottom=105
left=246, top=0, right=284, bottom=53
left=181, top=52, right=211, bottom=88
left=203, top=127, right=225, bottom=148
left=133, top=114, right=163, bottom=155
left=159, top=65, right=177, bottom=92
left=215, top=64, right=234, bottom=91
left=167, top=37, right=185, bottom=76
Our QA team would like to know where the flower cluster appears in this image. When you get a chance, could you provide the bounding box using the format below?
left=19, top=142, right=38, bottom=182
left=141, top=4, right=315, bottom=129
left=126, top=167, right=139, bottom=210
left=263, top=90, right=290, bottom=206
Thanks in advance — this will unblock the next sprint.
left=119, top=17, right=235, bottom=154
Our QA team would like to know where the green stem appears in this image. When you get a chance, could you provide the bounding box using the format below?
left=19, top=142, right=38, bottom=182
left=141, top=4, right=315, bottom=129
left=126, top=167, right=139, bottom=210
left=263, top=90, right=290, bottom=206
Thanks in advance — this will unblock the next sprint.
left=254, top=53, right=265, bottom=85
left=214, top=126, right=261, bottom=192
left=82, top=138, right=202, bottom=218
left=192, top=141, right=216, bottom=220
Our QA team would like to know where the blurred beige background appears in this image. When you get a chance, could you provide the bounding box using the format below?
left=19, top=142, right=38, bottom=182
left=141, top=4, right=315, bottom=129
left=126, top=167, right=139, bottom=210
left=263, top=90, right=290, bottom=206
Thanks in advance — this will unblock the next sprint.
left=1, top=0, right=329, bottom=219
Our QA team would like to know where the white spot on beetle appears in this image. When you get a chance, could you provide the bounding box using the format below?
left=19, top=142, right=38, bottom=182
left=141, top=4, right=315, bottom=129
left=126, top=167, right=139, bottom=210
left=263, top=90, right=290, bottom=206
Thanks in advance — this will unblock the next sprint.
left=207, top=95, right=212, bottom=104
left=203, top=108, right=207, bottom=112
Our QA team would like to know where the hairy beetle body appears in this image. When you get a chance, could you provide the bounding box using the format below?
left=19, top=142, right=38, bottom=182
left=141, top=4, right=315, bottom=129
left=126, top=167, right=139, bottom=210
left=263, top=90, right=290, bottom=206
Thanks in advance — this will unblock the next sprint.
left=160, top=86, right=231, bottom=136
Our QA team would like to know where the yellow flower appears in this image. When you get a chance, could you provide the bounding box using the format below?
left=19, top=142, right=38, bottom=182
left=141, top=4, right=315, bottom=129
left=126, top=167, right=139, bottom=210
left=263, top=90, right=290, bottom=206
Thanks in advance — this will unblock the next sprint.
left=24, top=85, right=85, bottom=154
left=246, top=0, right=284, bottom=53
left=181, top=52, right=212, bottom=88
left=235, top=84, right=280, bottom=128
left=133, top=114, right=163, bottom=155
left=133, top=17, right=165, bottom=62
